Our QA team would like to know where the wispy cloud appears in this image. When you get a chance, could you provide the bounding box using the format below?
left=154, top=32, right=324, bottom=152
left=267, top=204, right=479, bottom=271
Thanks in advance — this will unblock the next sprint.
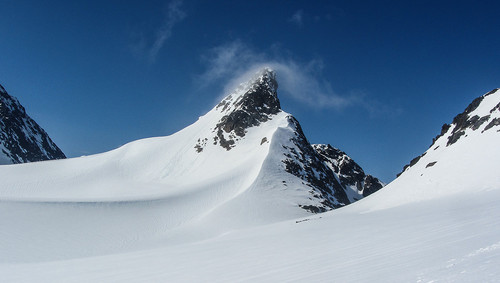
left=198, top=40, right=355, bottom=109
left=131, top=0, right=186, bottom=63
left=289, top=10, right=304, bottom=27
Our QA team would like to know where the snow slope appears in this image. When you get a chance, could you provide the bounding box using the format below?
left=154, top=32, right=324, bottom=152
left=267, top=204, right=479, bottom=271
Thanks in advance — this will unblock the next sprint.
left=0, top=76, right=288, bottom=262
left=0, top=68, right=382, bottom=263
left=363, top=88, right=500, bottom=211
left=0, top=80, right=498, bottom=281
left=3, top=189, right=499, bottom=282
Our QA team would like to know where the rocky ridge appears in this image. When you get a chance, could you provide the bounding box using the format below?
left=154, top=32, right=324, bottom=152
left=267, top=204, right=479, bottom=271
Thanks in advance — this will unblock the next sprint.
left=195, top=68, right=384, bottom=212
left=0, top=84, right=65, bottom=164
left=398, top=88, right=500, bottom=177
left=279, top=116, right=350, bottom=212
left=313, top=144, right=384, bottom=200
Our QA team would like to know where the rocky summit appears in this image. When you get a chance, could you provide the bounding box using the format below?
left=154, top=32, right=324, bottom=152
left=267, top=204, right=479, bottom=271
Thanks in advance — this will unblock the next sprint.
left=195, top=68, right=384, bottom=212
left=0, top=84, right=65, bottom=164
left=212, top=68, right=281, bottom=150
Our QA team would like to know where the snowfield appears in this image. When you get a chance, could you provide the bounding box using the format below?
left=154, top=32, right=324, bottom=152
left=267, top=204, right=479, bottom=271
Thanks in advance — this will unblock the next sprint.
left=1, top=188, right=500, bottom=282
left=0, top=72, right=499, bottom=282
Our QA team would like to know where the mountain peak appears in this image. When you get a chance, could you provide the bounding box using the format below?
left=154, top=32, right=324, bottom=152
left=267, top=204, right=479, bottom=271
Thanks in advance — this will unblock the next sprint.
left=210, top=68, right=281, bottom=150
left=252, top=67, right=277, bottom=92
left=216, top=67, right=278, bottom=113
left=238, top=67, right=278, bottom=95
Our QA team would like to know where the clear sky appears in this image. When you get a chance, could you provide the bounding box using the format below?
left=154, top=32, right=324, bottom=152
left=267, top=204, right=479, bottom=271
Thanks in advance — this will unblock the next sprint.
left=1, top=0, right=499, bottom=182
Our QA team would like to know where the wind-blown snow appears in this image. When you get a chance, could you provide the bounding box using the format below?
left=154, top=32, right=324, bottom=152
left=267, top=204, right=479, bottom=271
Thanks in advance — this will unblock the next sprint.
left=0, top=83, right=499, bottom=282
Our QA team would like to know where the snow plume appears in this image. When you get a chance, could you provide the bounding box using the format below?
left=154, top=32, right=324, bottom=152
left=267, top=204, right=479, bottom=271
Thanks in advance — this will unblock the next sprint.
left=199, top=41, right=353, bottom=109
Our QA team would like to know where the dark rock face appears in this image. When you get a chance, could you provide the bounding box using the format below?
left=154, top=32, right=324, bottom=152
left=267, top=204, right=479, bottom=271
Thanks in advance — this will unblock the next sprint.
left=213, top=69, right=280, bottom=150
left=362, top=175, right=384, bottom=197
left=0, top=84, right=66, bottom=164
left=313, top=144, right=384, bottom=198
left=282, top=117, right=350, bottom=212
left=426, top=161, right=437, bottom=168
left=483, top=118, right=500, bottom=132
left=447, top=114, right=490, bottom=146
left=446, top=88, right=498, bottom=146
left=398, top=88, right=499, bottom=177
left=490, top=102, right=500, bottom=114
left=195, top=68, right=385, bottom=213
left=431, top=124, right=451, bottom=147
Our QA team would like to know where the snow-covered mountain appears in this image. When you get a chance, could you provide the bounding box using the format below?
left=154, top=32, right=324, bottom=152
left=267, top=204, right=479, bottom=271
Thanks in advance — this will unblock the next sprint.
left=0, top=69, right=381, bottom=210
left=1, top=76, right=498, bottom=282
left=0, top=85, right=500, bottom=282
left=398, top=88, right=500, bottom=178
left=0, top=84, right=65, bottom=164
left=0, top=68, right=382, bottom=260
left=196, top=68, right=383, bottom=212
left=362, top=87, right=500, bottom=211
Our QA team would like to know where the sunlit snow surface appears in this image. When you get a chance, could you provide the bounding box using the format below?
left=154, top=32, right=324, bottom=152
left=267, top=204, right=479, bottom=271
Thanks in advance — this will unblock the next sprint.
left=1, top=88, right=499, bottom=282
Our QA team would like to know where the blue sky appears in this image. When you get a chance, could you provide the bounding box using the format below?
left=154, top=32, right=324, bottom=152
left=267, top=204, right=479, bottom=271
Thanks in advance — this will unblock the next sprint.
left=1, top=0, right=499, bottom=182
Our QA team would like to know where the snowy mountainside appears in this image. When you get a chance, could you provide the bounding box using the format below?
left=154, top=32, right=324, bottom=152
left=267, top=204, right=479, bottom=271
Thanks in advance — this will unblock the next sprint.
left=358, top=88, right=500, bottom=211
left=0, top=84, right=65, bottom=164
left=1, top=84, right=499, bottom=282
left=189, top=68, right=383, bottom=213
left=0, top=68, right=382, bottom=262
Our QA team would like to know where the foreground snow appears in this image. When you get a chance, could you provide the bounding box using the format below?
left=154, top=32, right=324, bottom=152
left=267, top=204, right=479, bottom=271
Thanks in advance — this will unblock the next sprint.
left=1, top=188, right=499, bottom=282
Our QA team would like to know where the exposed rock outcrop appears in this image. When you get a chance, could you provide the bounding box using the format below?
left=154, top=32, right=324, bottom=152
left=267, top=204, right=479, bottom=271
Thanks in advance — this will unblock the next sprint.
left=0, top=84, right=65, bottom=164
